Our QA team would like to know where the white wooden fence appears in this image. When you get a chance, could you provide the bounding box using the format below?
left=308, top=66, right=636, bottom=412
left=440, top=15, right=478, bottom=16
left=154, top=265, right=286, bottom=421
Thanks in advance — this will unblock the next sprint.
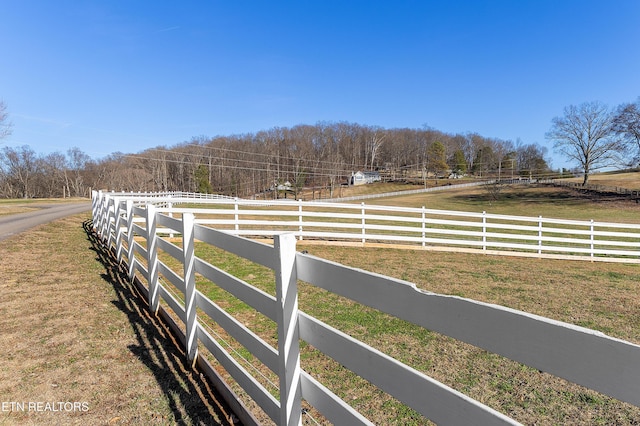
left=105, top=191, right=640, bottom=263
left=92, top=190, right=640, bottom=425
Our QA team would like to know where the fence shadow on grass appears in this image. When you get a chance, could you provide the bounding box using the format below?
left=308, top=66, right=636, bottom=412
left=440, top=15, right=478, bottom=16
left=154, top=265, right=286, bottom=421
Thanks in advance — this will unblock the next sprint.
left=83, top=220, right=237, bottom=426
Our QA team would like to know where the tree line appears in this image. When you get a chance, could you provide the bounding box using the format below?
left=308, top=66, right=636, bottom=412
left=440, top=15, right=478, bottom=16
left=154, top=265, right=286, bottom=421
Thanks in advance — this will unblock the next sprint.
left=0, top=121, right=552, bottom=199
left=1, top=96, right=637, bottom=199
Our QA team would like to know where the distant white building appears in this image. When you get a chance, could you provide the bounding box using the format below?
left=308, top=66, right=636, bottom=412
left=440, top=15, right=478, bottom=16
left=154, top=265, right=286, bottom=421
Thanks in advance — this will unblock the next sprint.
left=275, top=181, right=292, bottom=191
left=350, top=171, right=381, bottom=186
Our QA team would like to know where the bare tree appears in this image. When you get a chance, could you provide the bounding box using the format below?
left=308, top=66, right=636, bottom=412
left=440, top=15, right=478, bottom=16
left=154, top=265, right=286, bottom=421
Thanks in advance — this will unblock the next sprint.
left=0, top=145, right=39, bottom=198
left=546, top=101, right=624, bottom=185
left=612, top=97, right=640, bottom=165
left=66, top=147, right=91, bottom=197
left=516, top=142, right=549, bottom=178
left=40, top=152, right=67, bottom=197
left=363, top=125, right=385, bottom=171
left=0, top=101, right=12, bottom=140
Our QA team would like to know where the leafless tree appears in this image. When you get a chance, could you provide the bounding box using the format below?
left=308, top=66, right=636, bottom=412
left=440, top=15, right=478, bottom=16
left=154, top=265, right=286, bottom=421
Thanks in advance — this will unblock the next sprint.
left=0, top=145, right=39, bottom=198
left=40, top=152, right=67, bottom=197
left=0, top=101, right=12, bottom=140
left=546, top=101, right=624, bottom=185
left=363, top=125, right=385, bottom=171
left=0, top=119, right=555, bottom=198
left=612, top=97, right=640, bottom=165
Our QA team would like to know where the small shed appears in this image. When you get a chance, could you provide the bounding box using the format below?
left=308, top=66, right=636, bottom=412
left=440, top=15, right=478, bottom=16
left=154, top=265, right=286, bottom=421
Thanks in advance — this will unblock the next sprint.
left=350, top=171, right=380, bottom=186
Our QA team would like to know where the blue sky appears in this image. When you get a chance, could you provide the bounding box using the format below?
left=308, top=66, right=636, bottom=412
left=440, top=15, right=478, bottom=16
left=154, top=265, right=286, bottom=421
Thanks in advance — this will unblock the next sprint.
left=1, top=1, right=639, bottom=170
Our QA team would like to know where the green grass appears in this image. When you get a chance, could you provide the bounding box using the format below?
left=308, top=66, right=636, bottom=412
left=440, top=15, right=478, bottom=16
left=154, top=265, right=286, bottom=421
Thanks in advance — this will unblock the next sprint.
left=145, top=183, right=640, bottom=424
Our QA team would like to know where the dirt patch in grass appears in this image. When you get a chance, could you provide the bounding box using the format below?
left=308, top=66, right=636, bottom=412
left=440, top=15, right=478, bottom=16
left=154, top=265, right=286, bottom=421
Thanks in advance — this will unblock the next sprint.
left=0, top=215, right=235, bottom=425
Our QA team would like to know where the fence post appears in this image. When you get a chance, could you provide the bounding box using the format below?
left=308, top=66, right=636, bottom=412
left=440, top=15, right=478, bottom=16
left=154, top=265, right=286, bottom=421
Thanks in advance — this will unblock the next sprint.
left=94, top=191, right=104, bottom=239
left=362, top=202, right=366, bottom=244
left=590, top=219, right=594, bottom=260
left=422, top=206, right=426, bottom=248
left=274, top=233, right=302, bottom=426
left=126, top=200, right=135, bottom=281
left=538, top=216, right=543, bottom=255
left=91, top=190, right=99, bottom=230
left=482, top=211, right=486, bottom=252
left=114, top=198, right=124, bottom=263
left=146, top=204, right=160, bottom=313
left=234, top=197, right=240, bottom=233
left=98, top=193, right=108, bottom=242
left=100, top=192, right=109, bottom=241
left=168, top=195, right=174, bottom=239
left=298, top=199, right=303, bottom=241
left=106, top=195, right=115, bottom=250
left=183, top=212, right=198, bottom=362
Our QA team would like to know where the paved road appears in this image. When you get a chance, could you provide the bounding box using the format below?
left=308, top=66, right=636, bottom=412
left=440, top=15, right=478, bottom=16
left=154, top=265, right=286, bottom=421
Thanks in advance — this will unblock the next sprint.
left=0, top=202, right=92, bottom=242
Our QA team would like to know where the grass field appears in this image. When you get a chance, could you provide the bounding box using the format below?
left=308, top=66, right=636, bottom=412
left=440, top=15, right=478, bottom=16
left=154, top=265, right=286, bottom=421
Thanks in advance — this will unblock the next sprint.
left=3, top=180, right=640, bottom=425
left=178, top=182, right=640, bottom=425
left=190, top=238, right=640, bottom=425
left=559, top=170, right=640, bottom=191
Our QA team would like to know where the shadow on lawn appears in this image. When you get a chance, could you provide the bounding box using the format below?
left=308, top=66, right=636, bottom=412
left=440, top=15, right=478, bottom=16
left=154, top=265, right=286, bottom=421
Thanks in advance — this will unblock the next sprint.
left=83, top=220, right=237, bottom=426
left=454, top=185, right=634, bottom=205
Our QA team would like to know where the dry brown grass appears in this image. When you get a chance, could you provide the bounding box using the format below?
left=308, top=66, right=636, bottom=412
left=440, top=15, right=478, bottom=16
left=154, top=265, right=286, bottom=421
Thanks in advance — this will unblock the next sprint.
left=560, top=170, right=640, bottom=190
left=0, top=215, right=235, bottom=425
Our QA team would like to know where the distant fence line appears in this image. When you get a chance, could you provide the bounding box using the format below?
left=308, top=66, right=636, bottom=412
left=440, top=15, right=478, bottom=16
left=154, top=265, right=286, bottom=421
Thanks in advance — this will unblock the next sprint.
left=316, top=180, right=490, bottom=203
left=105, top=189, right=640, bottom=263
left=544, top=179, right=640, bottom=199
left=92, top=190, right=640, bottom=425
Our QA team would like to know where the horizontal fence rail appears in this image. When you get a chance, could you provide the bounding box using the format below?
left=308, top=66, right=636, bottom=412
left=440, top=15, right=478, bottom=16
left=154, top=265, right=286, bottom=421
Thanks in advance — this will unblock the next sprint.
left=91, top=190, right=640, bottom=425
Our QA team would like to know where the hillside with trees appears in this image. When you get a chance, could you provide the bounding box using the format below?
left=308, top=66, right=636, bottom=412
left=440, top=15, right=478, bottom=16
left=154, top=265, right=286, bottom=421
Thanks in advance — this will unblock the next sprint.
left=0, top=122, right=552, bottom=199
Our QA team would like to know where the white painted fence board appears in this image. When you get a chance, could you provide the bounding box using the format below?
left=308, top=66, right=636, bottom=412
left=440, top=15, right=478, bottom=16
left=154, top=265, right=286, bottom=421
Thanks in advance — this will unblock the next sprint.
left=298, top=313, right=520, bottom=425
left=196, top=291, right=278, bottom=373
left=362, top=223, right=426, bottom=234
left=486, top=232, right=545, bottom=242
left=542, top=226, right=593, bottom=236
left=157, top=261, right=185, bottom=294
left=194, top=258, right=278, bottom=322
left=297, top=221, right=366, bottom=231
left=591, top=248, right=640, bottom=256
left=295, top=253, right=640, bottom=406
left=422, top=227, right=484, bottom=238
left=234, top=220, right=300, bottom=228
left=135, top=262, right=148, bottom=282
left=198, top=326, right=280, bottom=422
left=480, top=222, right=539, bottom=232
left=132, top=206, right=146, bottom=217
left=593, top=221, right=640, bottom=230
left=593, top=229, right=640, bottom=238
left=424, top=217, right=485, bottom=228
left=158, top=284, right=186, bottom=323
left=194, top=224, right=275, bottom=269
left=156, top=237, right=183, bottom=263
left=157, top=213, right=183, bottom=233
left=538, top=235, right=592, bottom=244
left=299, top=371, right=375, bottom=426
left=132, top=241, right=147, bottom=258
left=131, top=223, right=147, bottom=238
